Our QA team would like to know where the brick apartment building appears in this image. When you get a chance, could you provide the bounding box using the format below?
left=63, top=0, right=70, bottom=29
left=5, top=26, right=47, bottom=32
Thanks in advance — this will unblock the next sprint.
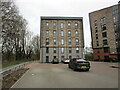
left=40, top=16, right=84, bottom=63
left=89, top=2, right=120, bottom=61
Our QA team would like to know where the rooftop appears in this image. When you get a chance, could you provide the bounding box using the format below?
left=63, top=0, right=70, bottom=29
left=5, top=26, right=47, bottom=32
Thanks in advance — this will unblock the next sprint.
left=41, top=16, right=83, bottom=20
left=89, top=3, right=119, bottom=14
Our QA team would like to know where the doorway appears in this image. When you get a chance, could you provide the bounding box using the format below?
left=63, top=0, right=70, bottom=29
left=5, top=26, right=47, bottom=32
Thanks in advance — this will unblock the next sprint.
left=46, top=56, right=49, bottom=63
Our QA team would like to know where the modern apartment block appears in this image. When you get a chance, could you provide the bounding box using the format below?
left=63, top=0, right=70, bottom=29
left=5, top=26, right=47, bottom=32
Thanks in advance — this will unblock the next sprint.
left=40, top=17, right=84, bottom=63
left=89, top=3, right=120, bottom=61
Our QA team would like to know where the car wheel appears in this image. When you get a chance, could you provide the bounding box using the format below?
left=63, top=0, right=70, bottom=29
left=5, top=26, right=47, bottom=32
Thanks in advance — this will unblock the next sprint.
left=68, top=65, right=71, bottom=68
left=86, top=69, right=89, bottom=71
left=73, top=68, right=76, bottom=71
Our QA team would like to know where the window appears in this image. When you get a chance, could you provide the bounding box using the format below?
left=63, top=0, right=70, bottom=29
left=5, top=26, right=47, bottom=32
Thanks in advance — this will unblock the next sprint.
left=103, top=39, right=108, bottom=45
left=61, top=48, right=64, bottom=54
left=113, top=17, right=115, bottom=23
left=46, top=56, right=49, bottom=63
left=68, top=23, right=71, bottom=29
left=98, top=56, right=100, bottom=59
left=97, top=51, right=100, bottom=53
left=53, top=23, right=57, bottom=29
left=46, top=47, right=49, bottom=53
left=60, top=23, right=64, bottom=29
left=113, top=16, right=116, bottom=23
left=46, top=38, right=49, bottom=45
left=61, top=39, right=64, bottom=45
left=102, top=32, right=107, bottom=37
left=104, top=47, right=109, bottom=53
left=76, top=39, right=79, bottom=45
left=53, top=30, right=56, bottom=36
left=112, top=5, right=118, bottom=11
left=97, top=41, right=99, bottom=46
left=96, top=34, right=98, bottom=39
left=100, top=18, right=103, bottom=22
left=75, top=31, right=78, bottom=36
left=95, top=27, right=98, bottom=32
left=76, top=55, right=79, bottom=58
left=101, top=24, right=107, bottom=30
left=46, top=30, right=49, bottom=36
left=112, top=5, right=118, bottom=15
left=69, top=56, right=72, bottom=59
left=61, top=56, right=64, bottom=60
left=46, top=22, right=49, bottom=29
left=103, top=17, right=106, bottom=22
left=53, top=38, right=56, bottom=45
left=69, top=47, right=72, bottom=53
left=75, top=23, right=78, bottom=29
left=104, top=56, right=109, bottom=61
left=117, top=48, right=120, bottom=53
left=68, top=38, right=72, bottom=45
left=76, top=47, right=79, bottom=53
left=53, top=48, right=56, bottom=53
left=68, top=30, right=71, bottom=36
left=54, top=56, right=56, bottom=59
left=94, top=20, right=97, bottom=26
left=61, top=30, right=64, bottom=36
left=113, top=16, right=118, bottom=23
left=100, top=17, right=106, bottom=23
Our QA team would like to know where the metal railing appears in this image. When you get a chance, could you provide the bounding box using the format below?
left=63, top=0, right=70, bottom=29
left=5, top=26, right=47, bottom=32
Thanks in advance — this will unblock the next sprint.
left=0, top=62, right=30, bottom=77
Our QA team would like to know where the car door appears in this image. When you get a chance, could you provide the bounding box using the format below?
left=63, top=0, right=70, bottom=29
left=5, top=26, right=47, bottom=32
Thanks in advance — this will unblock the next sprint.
left=69, top=59, right=73, bottom=67
left=72, top=59, right=76, bottom=68
left=70, top=58, right=75, bottom=68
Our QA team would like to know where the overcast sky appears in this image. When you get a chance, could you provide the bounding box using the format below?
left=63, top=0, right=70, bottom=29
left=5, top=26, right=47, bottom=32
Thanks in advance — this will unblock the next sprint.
left=15, top=0, right=119, bottom=47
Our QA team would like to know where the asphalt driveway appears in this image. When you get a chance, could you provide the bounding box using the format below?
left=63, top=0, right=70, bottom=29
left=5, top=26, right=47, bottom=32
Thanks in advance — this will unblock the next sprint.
left=11, top=62, right=118, bottom=88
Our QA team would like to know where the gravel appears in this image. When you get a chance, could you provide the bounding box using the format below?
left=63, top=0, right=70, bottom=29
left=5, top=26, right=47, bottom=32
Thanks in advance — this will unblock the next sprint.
left=2, top=68, right=29, bottom=90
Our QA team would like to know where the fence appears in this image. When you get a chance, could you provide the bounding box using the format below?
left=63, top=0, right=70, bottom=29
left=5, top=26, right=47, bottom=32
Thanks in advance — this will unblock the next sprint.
left=0, top=62, right=30, bottom=77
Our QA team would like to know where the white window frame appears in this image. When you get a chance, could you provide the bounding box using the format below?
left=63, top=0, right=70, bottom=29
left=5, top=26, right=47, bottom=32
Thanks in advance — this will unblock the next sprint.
left=75, top=23, right=78, bottom=29
left=61, top=48, right=64, bottom=54
left=61, top=39, right=64, bottom=45
left=60, top=23, right=64, bottom=29
left=61, top=30, right=64, bottom=36
left=76, top=39, right=79, bottom=45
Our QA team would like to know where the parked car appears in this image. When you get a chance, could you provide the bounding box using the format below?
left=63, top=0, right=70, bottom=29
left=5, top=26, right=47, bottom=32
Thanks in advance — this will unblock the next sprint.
left=111, top=58, right=119, bottom=62
left=68, top=58, right=90, bottom=71
left=52, top=58, right=59, bottom=64
left=62, top=58, right=71, bottom=64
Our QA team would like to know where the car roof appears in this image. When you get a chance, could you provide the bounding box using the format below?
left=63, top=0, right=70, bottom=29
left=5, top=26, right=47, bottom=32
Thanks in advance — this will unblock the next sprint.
left=73, top=58, right=82, bottom=59
left=64, top=58, right=71, bottom=60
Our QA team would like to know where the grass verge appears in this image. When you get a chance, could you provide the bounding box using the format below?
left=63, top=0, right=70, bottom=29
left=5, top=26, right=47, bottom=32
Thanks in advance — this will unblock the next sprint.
left=2, top=60, right=34, bottom=68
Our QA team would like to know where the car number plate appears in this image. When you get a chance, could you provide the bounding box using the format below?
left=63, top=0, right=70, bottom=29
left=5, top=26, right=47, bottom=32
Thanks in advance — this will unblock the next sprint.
left=81, top=66, right=86, bottom=68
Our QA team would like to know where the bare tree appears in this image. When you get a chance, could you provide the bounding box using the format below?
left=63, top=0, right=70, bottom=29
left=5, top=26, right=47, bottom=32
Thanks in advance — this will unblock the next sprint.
left=31, top=35, right=40, bottom=60
left=1, top=1, right=28, bottom=62
left=24, top=30, right=34, bottom=60
left=84, top=44, right=93, bottom=61
left=1, top=1, right=40, bottom=63
left=2, top=1, right=18, bottom=61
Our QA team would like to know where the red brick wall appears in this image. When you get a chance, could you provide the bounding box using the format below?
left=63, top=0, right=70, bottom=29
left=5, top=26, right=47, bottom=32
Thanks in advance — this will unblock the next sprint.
left=93, top=48, right=118, bottom=61
left=93, top=48, right=105, bottom=61
left=109, top=55, right=118, bottom=59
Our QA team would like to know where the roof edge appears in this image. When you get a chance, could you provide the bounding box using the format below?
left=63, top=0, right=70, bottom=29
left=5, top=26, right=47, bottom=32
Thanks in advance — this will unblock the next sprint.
left=89, top=3, right=119, bottom=14
left=41, top=16, right=83, bottom=20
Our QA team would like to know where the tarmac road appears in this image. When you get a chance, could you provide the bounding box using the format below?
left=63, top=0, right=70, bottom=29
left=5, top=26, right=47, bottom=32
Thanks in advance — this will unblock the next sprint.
left=11, top=62, right=118, bottom=88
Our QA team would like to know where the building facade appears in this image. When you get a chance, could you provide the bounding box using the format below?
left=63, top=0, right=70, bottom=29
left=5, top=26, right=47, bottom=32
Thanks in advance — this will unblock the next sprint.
left=40, top=17, right=84, bottom=63
left=89, top=3, right=120, bottom=61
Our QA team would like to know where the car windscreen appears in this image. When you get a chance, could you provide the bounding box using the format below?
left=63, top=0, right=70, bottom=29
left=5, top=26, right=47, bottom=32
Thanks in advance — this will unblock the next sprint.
left=76, top=59, right=86, bottom=62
